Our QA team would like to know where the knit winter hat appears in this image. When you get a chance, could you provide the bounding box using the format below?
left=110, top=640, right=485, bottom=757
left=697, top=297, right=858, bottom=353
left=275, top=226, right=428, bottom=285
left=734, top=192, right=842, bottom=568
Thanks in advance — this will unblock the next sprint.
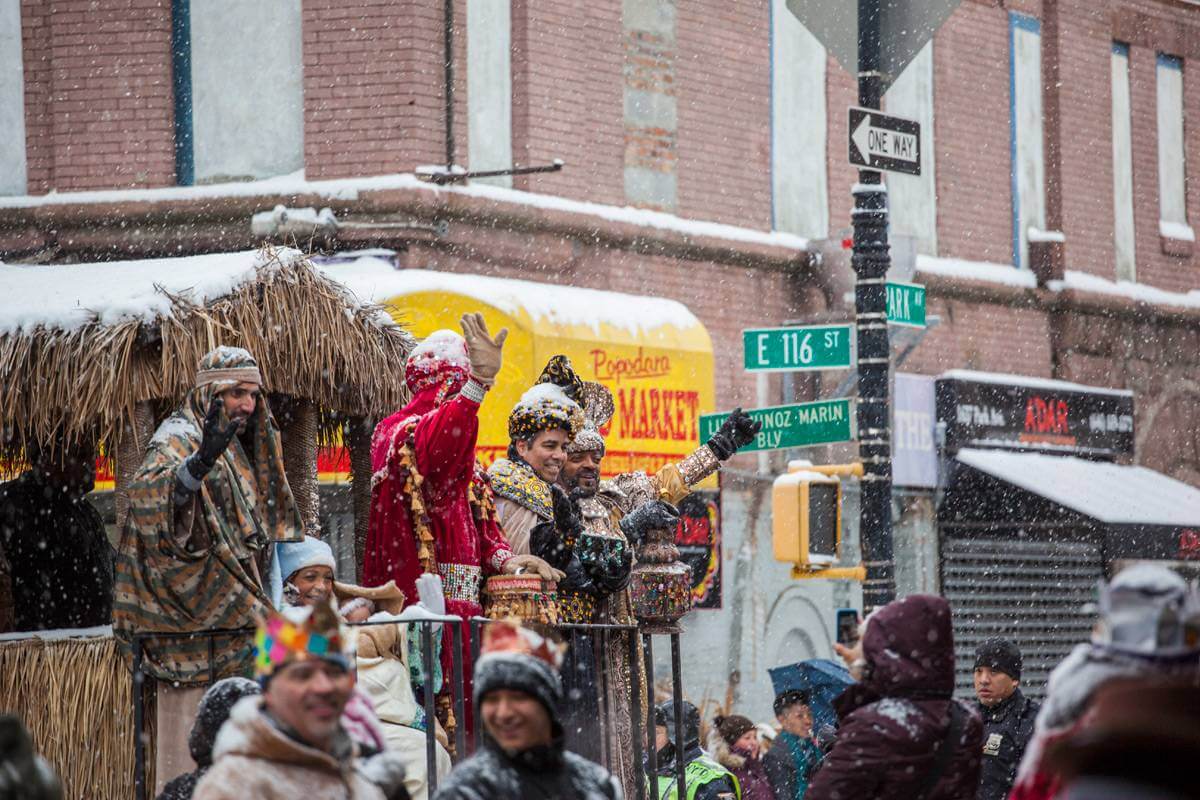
left=473, top=620, right=566, bottom=717
left=974, top=637, right=1023, bottom=681
left=254, top=603, right=349, bottom=685
left=270, top=535, right=336, bottom=607
left=194, top=345, right=262, bottom=389
left=405, top=329, right=471, bottom=396
left=188, top=677, right=261, bottom=767
left=714, top=714, right=756, bottom=746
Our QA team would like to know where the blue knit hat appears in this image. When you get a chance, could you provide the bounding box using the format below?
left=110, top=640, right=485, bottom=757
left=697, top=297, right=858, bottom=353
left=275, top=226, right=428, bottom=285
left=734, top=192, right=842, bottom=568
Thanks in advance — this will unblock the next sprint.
left=269, top=536, right=336, bottom=607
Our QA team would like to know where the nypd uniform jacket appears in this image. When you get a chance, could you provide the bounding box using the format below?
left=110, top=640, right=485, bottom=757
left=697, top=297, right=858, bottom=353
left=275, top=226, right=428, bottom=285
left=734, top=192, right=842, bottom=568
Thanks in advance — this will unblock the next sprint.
left=976, top=688, right=1039, bottom=800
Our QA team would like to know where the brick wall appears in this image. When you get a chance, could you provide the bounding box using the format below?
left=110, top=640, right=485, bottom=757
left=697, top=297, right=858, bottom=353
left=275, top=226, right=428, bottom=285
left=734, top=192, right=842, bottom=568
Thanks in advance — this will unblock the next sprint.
left=932, top=1, right=1013, bottom=265
left=1055, top=307, right=1200, bottom=484
left=1045, top=0, right=1116, bottom=277
left=509, top=0, right=625, bottom=203
left=902, top=294, right=1055, bottom=378
left=302, top=0, right=446, bottom=180
left=21, top=0, right=175, bottom=192
left=674, top=0, right=771, bottom=228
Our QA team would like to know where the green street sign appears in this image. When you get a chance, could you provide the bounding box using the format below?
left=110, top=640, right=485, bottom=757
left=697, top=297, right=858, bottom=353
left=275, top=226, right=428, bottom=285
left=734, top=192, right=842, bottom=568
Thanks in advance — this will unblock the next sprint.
left=743, top=325, right=854, bottom=372
left=700, top=399, right=856, bottom=452
left=886, top=281, right=926, bottom=328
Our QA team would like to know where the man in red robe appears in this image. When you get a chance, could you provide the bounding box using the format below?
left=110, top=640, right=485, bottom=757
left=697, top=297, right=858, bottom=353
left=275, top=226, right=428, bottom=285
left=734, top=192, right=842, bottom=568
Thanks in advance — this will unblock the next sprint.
left=363, top=314, right=559, bottom=733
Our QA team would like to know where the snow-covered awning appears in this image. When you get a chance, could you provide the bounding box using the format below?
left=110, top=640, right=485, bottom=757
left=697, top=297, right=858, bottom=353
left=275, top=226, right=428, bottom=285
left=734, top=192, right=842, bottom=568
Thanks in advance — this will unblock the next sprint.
left=954, top=448, right=1200, bottom=528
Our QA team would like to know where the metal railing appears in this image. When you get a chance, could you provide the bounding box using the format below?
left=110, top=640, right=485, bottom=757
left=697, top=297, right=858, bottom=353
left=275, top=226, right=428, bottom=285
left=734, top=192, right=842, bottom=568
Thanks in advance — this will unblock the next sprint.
left=131, top=617, right=688, bottom=800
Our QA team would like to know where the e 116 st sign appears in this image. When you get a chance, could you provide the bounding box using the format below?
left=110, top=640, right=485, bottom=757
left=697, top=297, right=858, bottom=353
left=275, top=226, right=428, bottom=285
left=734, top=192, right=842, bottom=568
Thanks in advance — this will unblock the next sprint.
left=701, top=399, right=855, bottom=452
left=743, top=324, right=854, bottom=372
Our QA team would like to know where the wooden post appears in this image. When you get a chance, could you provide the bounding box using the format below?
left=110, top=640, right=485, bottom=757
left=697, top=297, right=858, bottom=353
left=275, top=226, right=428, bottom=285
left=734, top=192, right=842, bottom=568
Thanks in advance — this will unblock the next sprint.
left=115, top=402, right=154, bottom=532
left=346, top=416, right=374, bottom=583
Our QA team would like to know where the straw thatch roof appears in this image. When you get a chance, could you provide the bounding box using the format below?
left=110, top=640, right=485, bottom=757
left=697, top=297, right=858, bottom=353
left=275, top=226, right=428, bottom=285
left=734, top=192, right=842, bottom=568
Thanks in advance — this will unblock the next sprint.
left=0, top=247, right=415, bottom=454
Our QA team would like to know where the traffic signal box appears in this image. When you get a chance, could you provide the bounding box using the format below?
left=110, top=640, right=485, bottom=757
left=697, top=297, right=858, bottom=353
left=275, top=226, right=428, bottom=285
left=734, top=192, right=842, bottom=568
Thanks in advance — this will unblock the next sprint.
left=772, top=461, right=866, bottom=581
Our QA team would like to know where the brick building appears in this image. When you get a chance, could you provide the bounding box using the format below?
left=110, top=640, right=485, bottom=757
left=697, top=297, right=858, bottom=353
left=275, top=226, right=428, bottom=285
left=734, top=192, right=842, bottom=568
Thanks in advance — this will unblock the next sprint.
left=1, top=0, right=1199, bottom=716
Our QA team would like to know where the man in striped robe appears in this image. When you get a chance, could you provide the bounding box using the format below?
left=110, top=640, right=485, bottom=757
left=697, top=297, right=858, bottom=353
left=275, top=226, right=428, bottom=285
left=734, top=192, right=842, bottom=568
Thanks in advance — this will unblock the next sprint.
left=114, top=345, right=303, bottom=792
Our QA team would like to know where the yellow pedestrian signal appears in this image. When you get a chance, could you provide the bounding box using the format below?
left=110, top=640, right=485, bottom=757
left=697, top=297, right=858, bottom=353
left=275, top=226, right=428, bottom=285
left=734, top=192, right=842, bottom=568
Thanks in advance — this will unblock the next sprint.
left=773, top=461, right=865, bottom=581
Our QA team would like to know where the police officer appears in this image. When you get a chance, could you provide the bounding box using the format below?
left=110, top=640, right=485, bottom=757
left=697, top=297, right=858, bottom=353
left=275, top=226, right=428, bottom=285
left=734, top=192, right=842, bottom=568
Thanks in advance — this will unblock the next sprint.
left=973, top=638, right=1039, bottom=800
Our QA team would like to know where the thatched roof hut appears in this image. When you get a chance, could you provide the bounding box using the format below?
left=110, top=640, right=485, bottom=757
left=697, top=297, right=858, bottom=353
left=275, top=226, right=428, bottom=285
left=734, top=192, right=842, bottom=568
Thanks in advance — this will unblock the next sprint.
left=0, top=246, right=414, bottom=542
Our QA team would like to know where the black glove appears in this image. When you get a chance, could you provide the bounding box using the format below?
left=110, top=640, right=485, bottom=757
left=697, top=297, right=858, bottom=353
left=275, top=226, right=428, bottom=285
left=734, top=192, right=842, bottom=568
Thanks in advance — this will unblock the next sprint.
left=550, top=484, right=584, bottom=548
left=558, top=551, right=601, bottom=596
left=706, top=407, right=762, bottom=460
left=618, top=500, right=679, bottom=546
left=187, top=396, right=241, bottom=481
left=530, top=520, right=573, bottom=572
left=586, top=545, right=633, bottom=595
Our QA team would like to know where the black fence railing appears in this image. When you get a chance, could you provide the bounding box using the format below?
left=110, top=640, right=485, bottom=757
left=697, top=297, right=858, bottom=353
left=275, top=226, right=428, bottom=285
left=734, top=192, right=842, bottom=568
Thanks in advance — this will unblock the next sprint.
left=131, top=617, right=687, bottom=800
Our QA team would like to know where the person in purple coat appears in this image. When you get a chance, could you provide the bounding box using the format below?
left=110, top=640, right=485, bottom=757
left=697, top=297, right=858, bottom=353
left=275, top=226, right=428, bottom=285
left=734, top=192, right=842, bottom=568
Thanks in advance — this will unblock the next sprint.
left=709, top=714, right=773, bottom=799
left=805, top=594, right=983, bottom=800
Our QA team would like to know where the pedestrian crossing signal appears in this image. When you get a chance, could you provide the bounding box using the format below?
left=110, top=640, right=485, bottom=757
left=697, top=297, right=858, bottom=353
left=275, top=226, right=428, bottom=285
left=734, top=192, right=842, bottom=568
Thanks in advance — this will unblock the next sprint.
left=772, top=469, right=842, bottom=568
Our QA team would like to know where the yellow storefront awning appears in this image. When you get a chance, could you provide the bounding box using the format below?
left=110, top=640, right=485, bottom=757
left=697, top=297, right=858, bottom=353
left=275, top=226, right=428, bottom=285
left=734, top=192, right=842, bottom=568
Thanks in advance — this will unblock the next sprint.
left=324, top=256, right=716, bottom=480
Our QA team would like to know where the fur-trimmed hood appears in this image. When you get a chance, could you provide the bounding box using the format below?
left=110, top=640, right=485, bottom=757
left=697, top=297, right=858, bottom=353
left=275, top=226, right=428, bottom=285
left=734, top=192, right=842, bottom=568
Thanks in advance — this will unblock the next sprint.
left=707, top=727, right=747, bottom=771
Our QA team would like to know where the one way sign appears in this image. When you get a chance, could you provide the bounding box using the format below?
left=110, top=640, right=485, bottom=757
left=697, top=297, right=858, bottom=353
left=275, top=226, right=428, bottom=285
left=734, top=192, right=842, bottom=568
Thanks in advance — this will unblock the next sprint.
left=848, top=107, right=921, bottom=176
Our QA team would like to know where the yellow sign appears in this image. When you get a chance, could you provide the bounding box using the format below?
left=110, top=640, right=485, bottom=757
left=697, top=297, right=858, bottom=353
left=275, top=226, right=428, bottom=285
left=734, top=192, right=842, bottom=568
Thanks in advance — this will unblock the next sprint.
left=377, top=277, right=716, bottom=481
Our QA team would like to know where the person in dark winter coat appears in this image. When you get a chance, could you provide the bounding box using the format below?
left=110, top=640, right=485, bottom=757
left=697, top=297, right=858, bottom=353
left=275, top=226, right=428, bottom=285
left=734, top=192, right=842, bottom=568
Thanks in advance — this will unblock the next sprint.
left=708, top=714, right=771, bottom=800
left=1042, top=680, right=1200, bottom=800
left=433, top=620, right=622, bottom=800
left=651, top=700, right=739, bottom=800
left=805, top=594, right=983, bottom=800
left=973, top=638, right=1038, bottom=800
left=156, top=678, right=262, bottom=800
left=762, top=690, right=821, bottom=799
left=0, top=437, right=112, bottom=632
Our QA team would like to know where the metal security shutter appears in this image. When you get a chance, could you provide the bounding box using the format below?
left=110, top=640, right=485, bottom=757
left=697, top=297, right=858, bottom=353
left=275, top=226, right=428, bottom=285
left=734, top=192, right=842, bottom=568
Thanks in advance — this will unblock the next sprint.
left=942, top=536, right=1103, bottom=700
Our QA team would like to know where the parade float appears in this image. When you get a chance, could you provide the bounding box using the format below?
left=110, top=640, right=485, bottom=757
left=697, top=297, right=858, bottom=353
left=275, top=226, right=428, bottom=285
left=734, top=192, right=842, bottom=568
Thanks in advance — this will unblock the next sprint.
left=0, top=247, right=413, bottom=798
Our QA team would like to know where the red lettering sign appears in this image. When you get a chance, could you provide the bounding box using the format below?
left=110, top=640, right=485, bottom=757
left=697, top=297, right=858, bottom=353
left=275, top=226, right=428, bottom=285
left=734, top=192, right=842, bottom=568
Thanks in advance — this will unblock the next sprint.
left=591, top=347, right=672, bottom=384
left=1024, top=396, right=1070, bottom=435
left=616, top=387, right=700, bottom=441
left=1179, top=529, right=1200, bottom=561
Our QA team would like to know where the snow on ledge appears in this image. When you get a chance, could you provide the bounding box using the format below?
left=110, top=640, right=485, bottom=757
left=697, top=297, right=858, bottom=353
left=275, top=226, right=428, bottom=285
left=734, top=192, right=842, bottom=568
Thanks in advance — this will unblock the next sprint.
left=0, top=169, right=808, bottom=253
left=1046, top=270, right=1200, bottom=311
left=1028, top=227, right=1066, bottom=243
left=940, top=369, right=1133, bottom=397
left=320, top=258, right=703, bottom=338
left=914, top=254, right=1038, bottom=289
left=0, top=624, right=113, bottom=643
left=0, top=248, right=306, bottom=335
left=1160, top=220, right=1196, bottom=242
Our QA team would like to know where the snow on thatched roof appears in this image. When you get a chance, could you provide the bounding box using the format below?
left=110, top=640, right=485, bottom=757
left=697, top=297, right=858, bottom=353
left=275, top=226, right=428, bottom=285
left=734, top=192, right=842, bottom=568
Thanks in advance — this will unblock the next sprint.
left=0, top=247, right=414, bottom=451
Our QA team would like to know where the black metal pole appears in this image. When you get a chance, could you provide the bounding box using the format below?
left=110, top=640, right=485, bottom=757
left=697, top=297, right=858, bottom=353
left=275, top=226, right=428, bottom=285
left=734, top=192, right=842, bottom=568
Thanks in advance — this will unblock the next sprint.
left=854, top=0, right=895, bottom=612
left=670, top=633, right=685, bottom=800
left=628, top=630, right=646, bottom=800
left=450, top=621, right=466, bottom=760
left=443, top=0, right=455, bottom=168
left=643, top=634, right=658, bottom=800
left=421, top=622, right=438, bottom=794
left=470, top=618, right=482, bottom=753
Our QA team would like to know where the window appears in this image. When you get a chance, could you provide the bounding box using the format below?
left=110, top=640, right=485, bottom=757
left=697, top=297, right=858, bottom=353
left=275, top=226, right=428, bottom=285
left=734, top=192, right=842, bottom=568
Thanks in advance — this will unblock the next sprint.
left=1111, top=43, right=1135, bottom=280
left=0, top=0, right=27, bottom=195
left=770, top=0, right=827, bottom=238
left=1157, top=54, right=1191, bottom=242
left=886, top=41, right=937, bottom=255
left=174, top=0, right=304, bottom=185
left=1009, top=12, right=1045, bottom=269
left=467, top=0, right=513, bottom=187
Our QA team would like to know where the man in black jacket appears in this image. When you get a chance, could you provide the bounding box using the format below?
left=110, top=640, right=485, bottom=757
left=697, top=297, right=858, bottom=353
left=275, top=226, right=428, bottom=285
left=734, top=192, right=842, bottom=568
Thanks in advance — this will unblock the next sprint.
left=434, top=620, right=621, bottom=800
left=974, top=638, right=1039, bottom=800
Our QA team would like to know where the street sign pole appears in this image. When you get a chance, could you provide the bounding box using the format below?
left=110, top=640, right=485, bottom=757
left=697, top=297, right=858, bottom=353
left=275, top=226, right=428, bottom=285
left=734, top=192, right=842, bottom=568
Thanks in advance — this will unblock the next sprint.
left=854, top=0, right=896, bottom=611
